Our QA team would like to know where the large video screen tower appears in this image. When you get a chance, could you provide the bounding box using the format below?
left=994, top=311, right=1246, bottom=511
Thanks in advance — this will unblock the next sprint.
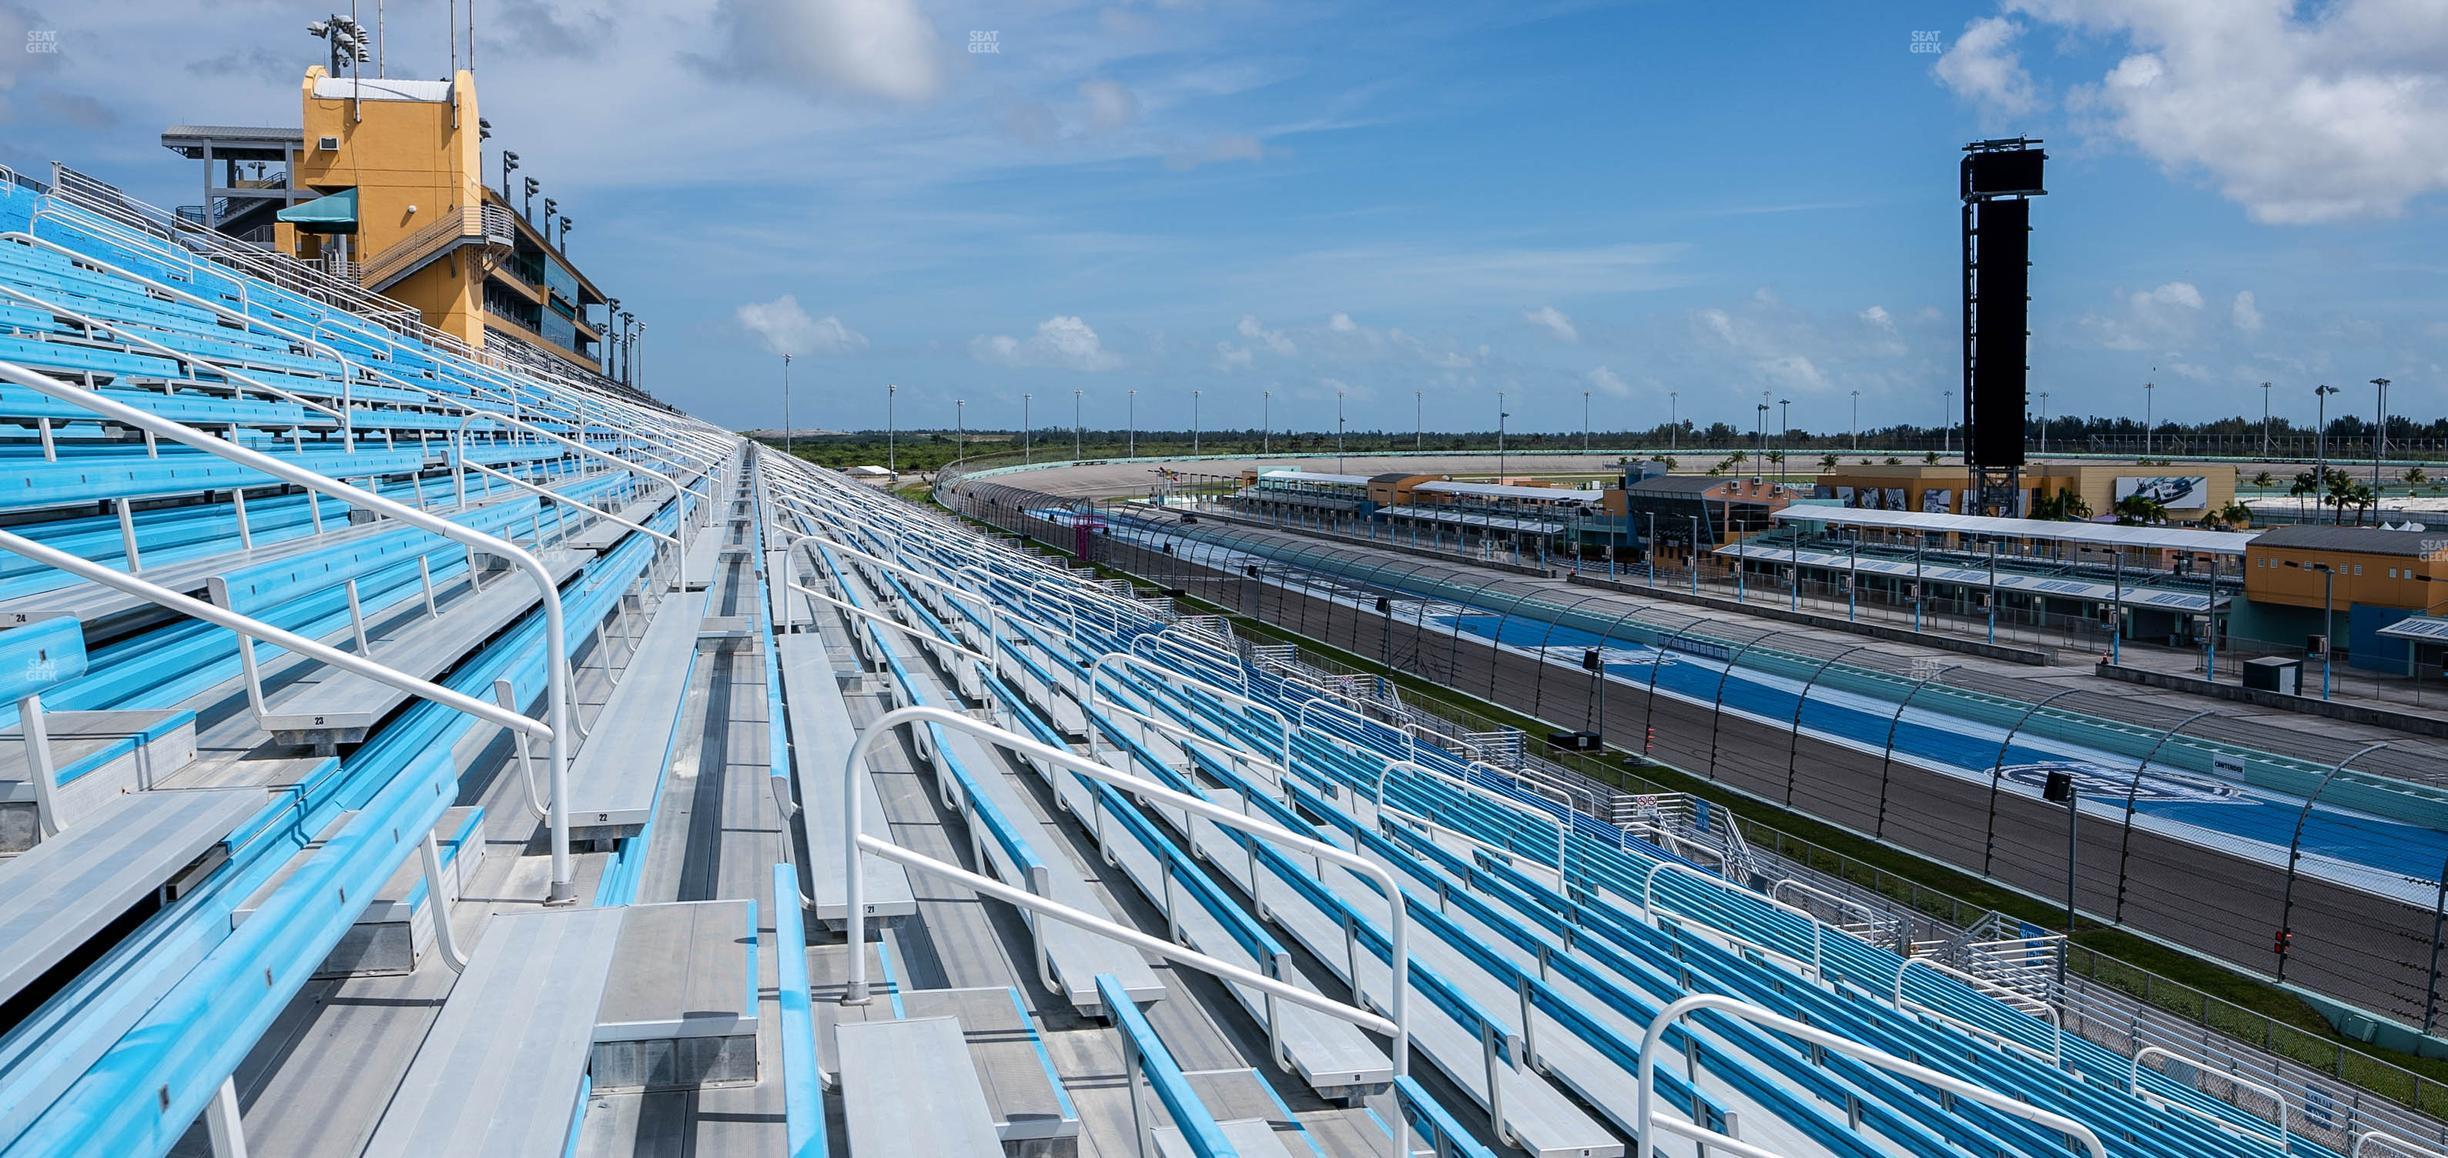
left=1961, top=138, right=2045, bottom=516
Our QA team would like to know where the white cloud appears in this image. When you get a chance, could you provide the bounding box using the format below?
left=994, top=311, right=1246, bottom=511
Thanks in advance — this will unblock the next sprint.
left=2002, top=0, right=2448, bottom=222
left=714, top=0, right=941, bottom=103
left=1523, top=304, right=1580, bottom=343
left=1327, top=312, right=1359, bottom=333
left=734, top=294, right=867, bottom=356
left=971, top=315, right=1122, bottom=371
left=1079, top=79, right=1139, bottom=132
left=2134, top=281, right=2203, bottom=310
left=1587, top=365, right=1630, bottom=396
left=1860, top=305, right=1895, bottom=331
left=1237, top=314, right=1296, bottom=355
left=2232, top=290, right=2264, bottom=333
left=1935, top=17, right=2042, bottom=119
left=1165, top=134, right=1267, bottom=170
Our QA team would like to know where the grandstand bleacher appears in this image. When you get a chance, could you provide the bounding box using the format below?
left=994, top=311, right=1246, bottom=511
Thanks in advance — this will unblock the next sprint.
left=0, top=163, right=2442, bottom=1158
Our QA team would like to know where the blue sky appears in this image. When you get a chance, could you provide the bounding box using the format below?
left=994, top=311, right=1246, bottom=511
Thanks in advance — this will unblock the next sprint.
left=1, top=0, right=2442, bottom=435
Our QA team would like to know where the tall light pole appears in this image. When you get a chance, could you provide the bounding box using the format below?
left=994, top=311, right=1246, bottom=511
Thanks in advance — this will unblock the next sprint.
left=2315, top=383, right=2339, bottom=522
left=1941, top=389, right=1953, bottom=455
left=886, top=382, right=897, bottom=473
left=1073, top=388, right=1083, bottom=460
left=2143, top=378, right=2155, bottom=456
left=1669, top=390, right=1679, bottom=451
left=1415, top=389, right=1423, bottom=451
left=1263, top=390, right=1272, bottom=457
left=2260, top=381, right=2273, bottom=457
left=1753, top=396, right=1768, bottom=482
left=1127, top=388, right=1136, bottom=457
left=1583, top=389, right=1592, bottom=455
left=1192, top=388, right=1201, bottom=455
left=1778, top=397, right=1791, bottom=485
left=2373, top=376, right=2391, bottom=493
left=955, top=398, right=965, bottom=463
left=602, top=296, right=620, bottom=380
left=781, top=354, right=793, bottom=457
left=1497, top=391, right=1509, bottom=481
left=1849, top=389, right=1859, bottom=452
left=1336, top=387, right=1347, bottom=473
left=2037, top=390, right=2049, bottom=456
left=1023, top=392, right=1033, bottom=464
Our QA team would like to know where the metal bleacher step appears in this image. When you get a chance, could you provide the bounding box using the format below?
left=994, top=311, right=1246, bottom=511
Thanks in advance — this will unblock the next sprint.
left=565, top=589, right=700, bottom=844
left=834, top=1016, right=1007, bottom=1157
left=0, top=707, right=197, bottom=853
left=1148, top=1067, right=1314, bottom=1157
left=229, top=804, right=486, bottom=978
left=0, top=786, right=264, bottom=1011
left=898, top=986, right=1081, bottom=1149
left=590, top=898, right=760, bottom=1091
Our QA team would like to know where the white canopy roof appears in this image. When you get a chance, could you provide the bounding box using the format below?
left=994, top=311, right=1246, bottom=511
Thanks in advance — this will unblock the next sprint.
left=1773, top=505, right=2253, bottom=556
left=1414, top=480, right=1603, bottom=504
left=1257, top=470, right=1372, bottom=487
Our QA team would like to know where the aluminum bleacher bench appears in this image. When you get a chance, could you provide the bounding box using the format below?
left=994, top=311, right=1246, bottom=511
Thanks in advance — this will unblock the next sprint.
left=358, top=906, right=626, bottom=1158
left=776, top=633, right=913, bottom=927
left=565, top=590, right=699, bottom=844
left=0, top=786, right=264, bottom=1009
left=834, top=1016, right=1006, bottom=1157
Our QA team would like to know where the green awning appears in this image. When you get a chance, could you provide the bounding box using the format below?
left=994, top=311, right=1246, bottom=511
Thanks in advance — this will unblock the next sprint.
left=276, top=188, right=357, bottom=233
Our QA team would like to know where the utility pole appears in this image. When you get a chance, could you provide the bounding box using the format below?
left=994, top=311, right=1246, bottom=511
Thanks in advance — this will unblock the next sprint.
left=1941, top=389, right=1954, bottom=455
left=1753, top=396, right=1767, bottom=483
left=1127, top=388, right=1136, bottom=457
left=1263, top=390, right=1271, bottom=457
left=886, top=382, right=897, bottom=474
left=781, top=354, right=793, bottom=458
left=1849, top=389, right=1859, bottom=452
left=1023, top=393, right=1032, bottom=464
left=1073, top=388, right=1083, bottom=460
left=955, top=398, right=965, bottom=463
left=1415, top=389, right=1423, bottom=451
left=1583, top=389, right=1591, bottom=455
left=1670, top=390, right=1679, bottom=451
left=2037, top=390, right=2049, bottom=456
left=1192, top=388, right=1201, bottom=455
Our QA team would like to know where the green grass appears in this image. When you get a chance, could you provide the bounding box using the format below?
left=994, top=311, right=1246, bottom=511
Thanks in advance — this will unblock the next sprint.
left=909, top=489, right=2448, bottom=1111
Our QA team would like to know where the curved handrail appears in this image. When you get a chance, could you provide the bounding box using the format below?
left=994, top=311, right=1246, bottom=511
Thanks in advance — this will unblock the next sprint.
left=1892, top=955, right=2064, bottom=1066
left=0, top=359, right=581, bottom=901
left=1372, top=757, right=1568, bottom=880
left=1640, top=859, right=1823, bottom=981
left=2353, top=1130, right=2448, bottom=1158
left=1089, top=650, right=1289, bottom=794
left=1632, top=992, right=2108, bottom=1158
left=454, top=410, right=696, bottom=590
left=2132, top=1044, right=2291, bottom=1153
left=831, top=705, right=1412, bottom=1153
left=784, top=530, right=1003, bottom=674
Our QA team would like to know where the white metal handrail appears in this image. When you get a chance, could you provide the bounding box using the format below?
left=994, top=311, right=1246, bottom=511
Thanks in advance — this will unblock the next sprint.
left=1893, top=955, right=2065, bottom=1066
left=1633, top=992, right=2107, bottom=1158
left=453, top=412, right=696, bottom=590
left=1089, top=651, right=1289, bottom=794
left=1640, top=859, right=1824, bottom=982
left=783, top=531, right=1004, bottom=674
left=835, top=705, right=1414, bottom=1153
left=0, top=283, right=350, bottom=432
left=0, top=359, right=583, bottom=902
left=1373, top=757, right=1568, bottom=880
left=2354, top=1130, right=2448, bottom=1158
left=2132, top=1044, right=2292, bottom=1153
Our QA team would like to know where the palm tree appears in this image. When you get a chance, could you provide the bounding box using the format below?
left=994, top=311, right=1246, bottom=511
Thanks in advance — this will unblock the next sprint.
left=2251, top=470, right=2277, bottom=490
left=2326, top=469, right=2359, bottom=524
left=1819, top=453, right=1840, bottom=472
left=2288, top=471, right=2316, bottom=517
left=2215, top=499, right=2253, bottom=529
left=1922, top=450, right=1941, bottom=465
left=2404, top=466, right=2429, bottom=489
left=2031, top=486, right=2092, bottom=521
left=2114, top=493, right=2168, bottom=525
